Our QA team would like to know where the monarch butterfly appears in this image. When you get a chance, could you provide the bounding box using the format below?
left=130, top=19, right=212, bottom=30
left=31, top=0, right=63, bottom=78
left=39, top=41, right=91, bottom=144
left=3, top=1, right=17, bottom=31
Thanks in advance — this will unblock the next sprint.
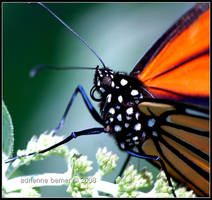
left=5, top=2, right=209, bottom=197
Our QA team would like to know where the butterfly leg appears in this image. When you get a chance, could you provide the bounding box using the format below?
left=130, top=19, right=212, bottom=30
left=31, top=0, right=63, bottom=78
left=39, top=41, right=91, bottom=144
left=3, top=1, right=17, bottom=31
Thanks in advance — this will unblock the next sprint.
left=51, top=85, right=103, bottom=135
left=126, top=149, right=176, bottom=197
left=5, top=127, right=104, bottom=163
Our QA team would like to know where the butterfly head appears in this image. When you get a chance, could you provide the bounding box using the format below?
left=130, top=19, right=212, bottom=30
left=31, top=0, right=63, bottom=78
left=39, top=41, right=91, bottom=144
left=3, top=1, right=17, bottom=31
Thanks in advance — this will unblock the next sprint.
left=92, top=66, right=116, bottom=97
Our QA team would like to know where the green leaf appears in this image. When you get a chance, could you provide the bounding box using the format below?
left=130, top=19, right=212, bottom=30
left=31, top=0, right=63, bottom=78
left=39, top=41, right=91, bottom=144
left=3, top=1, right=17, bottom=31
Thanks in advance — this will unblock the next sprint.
left=2, top=100, right=14, bottom=158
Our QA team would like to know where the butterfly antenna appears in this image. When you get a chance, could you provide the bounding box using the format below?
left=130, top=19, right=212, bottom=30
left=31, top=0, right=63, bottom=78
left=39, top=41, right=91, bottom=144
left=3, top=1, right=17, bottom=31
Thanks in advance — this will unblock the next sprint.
left=36, top=2, right=106, bottom=68
left=29, top=65, right=96, bottom=77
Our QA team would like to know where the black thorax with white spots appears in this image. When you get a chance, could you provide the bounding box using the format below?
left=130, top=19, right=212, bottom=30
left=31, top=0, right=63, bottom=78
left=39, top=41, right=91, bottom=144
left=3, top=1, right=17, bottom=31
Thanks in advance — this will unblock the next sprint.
left=91, top=66, right=154, bottom=150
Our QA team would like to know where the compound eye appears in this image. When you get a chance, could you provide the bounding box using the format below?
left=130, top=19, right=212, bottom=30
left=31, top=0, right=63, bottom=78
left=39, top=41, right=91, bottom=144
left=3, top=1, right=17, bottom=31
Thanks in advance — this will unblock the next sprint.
left=102, top=76, right=112, bottom=86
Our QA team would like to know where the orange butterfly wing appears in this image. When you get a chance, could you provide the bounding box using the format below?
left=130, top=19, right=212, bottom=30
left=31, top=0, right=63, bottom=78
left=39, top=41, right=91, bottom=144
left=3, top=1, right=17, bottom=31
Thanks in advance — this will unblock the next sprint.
left=138, top=99, right=209, bottom=196
left=130, top=3, right=210, bottom=196
left=131, top=3, right=209, bottom=104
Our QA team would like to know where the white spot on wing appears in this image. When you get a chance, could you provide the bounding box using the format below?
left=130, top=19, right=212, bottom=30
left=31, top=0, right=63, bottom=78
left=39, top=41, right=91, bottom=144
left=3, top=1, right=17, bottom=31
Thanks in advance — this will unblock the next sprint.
left=116, top=105, right=120, bottom=109
left=117, top=114, right=122, bottom=121
left=109, top=117, right=114, bottom=122
left=125, top=123, right=129, bottom=128
left=118, top=95, right=123, bottom=103
left=133, top=136, right=138, bottom=141
left=100, top=87, right=105, bottom=93
left=120, top=79, right=128, bottom=86
left=152, top=131, right=158, bottom=137
left=166, top=116, right=171, bottom=123
left=120, top=142, right=125, bottom=149
left=126, top=107, right=133, bottom=115
left=111, top=81, right=115, bottom=88
left=97, top=80, right=100, bottom=86
left=135, top=112, right=140, bottom=120
left=107, top=94, right=112, bottom=103
left=126, top=116, right=132, bottom=120
left=148, top=118, right=156, bottom=127
left=185, top=108, right=209, bottom=118
left=109, top=107, right=115, bottom=114
left=131, top=89, right=139, bottom=96
left=114, top=125, right=122, bottom=132
left=134, top=123, right=141, bottom=131
left=134, top=141, right=139, bottom=145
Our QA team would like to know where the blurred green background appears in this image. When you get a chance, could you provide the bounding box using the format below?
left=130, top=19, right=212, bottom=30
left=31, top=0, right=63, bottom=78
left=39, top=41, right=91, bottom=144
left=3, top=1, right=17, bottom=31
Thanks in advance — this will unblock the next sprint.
left=3, top=2, right=194, bottom=197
